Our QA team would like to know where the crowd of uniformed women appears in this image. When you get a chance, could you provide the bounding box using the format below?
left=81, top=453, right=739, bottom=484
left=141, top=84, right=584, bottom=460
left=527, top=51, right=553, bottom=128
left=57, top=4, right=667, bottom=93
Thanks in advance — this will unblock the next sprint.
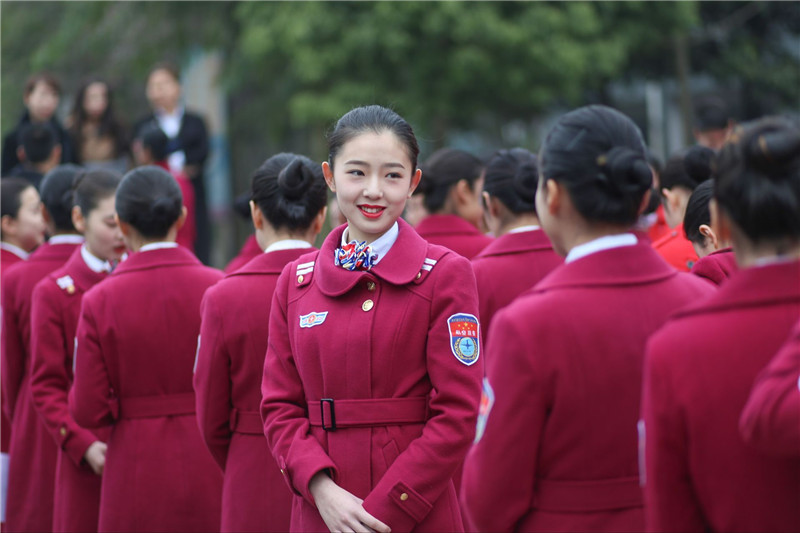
left=1, top=68, right=799, bottom=533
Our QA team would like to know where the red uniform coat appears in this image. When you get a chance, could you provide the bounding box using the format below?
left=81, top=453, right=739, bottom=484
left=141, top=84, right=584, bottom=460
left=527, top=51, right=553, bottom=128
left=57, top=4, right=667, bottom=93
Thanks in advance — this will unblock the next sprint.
left=1, top=246, right=26, bottom=455
left=652, top=224, right=697, bottom=272
left=414, top=214, right=492, bottom=259
left=739, top=318, right=800, bottom=456
left=646, top=206, right=671, bottom=243
left=471, top=229, right=562, bottom=342
left=262, top=219, right=483, bottom=532
left=690, top=247, right=737, bottom=286
left=461, top=241, right=714, bottom=533
left=30, top=247, right=111, bottom=532
left=642, top=260, right=800, bottom=532
left=1, top=241, right=81, bottom=533
left=195, top=248, right=311, bottom=532
left=70, top=246, right=224, bottom=532
left=224, top=234, right=261, bottom=274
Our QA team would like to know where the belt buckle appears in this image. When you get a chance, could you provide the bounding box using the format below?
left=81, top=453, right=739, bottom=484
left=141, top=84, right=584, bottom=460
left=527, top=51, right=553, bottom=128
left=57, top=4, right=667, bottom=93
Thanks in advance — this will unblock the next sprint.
left=320, top=398, right=336, bottom=431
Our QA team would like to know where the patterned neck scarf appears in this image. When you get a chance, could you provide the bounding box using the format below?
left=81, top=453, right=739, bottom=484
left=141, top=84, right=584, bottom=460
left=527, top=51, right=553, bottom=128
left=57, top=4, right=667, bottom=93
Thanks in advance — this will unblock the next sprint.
left=334, top=240, right=377, bottom=271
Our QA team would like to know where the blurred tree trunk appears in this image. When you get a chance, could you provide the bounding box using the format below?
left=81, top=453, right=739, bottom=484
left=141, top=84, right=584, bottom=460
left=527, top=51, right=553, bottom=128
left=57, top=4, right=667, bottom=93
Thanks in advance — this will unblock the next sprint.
left=673, top=30, right=694, bottom=146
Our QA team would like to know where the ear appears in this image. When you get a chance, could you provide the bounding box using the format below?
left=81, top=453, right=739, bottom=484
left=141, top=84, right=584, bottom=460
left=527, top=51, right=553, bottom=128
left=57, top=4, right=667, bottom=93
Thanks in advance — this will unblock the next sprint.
left=698, top=224, right=719, bottom=250
left=17, top=146, right=26, bottom=163
left=50, top=144, right=62, bottom=164
left=175, top=205, right=188, bottom=231
left=1, top=214, right=17, bottom=238
left=71, top=205, right=87, bottom=234
left=321, top=162, right=336, bottom=192
left=637, top=189, right=652, bottom=217
left=312, top=206, right=327, bottom=235
left=408, top=169, right=422, bottom=197
left=116, top=214, right=132, bottom=237
left=453, top=179, right=472, bottom=206
left=709, top=199, right=730, bottom=244
left=661, top=188, right=678, bottom=213
left=544, top=179, right=561, bottom=216
left=249, top=200, right=264, bottom=231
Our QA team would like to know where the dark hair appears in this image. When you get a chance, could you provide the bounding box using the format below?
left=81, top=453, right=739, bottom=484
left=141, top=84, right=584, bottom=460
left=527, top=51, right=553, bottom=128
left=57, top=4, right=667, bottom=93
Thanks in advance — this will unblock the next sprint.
left=417, top=148, right=484, bottom=213
left=683, top=180, right=714, bottom=245
left=1, top=178, right=35, bottom=219
left=661, top=145, right=714, bottom=191
left=116, top=166, right=182, bottom=238
left=18, top=123, right=57, bottom=164
left=714, top=117, right=800, bottom=243
left=327, top=105, right=419, bottom=171
left=137, top=124, right=169, bottom=162
left=695, top=97, right=730, bottom=132
left=539, top=105, right=652, bottom=226
left=483, top=148, right=539, bottom=215
left=148, top=62, right=181, bottom=83
left=69, top=77, right=129, bottom=162
left=39, top=164, right=83, bottom=231
left=24, top=72, right=60, bottom=97
left=72, top=169, right=122, bottom=217
left=251, top=153, right=327, bottom=232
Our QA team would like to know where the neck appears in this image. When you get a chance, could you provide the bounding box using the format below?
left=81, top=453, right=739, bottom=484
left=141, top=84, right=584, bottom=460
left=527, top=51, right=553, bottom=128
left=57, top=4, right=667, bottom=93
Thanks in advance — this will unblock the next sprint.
left=733, top=239, right=800, bottom=269
left=126, top=229, right=177, bottom=253
left=560, top=222, right=633, bottom=257
left=497, top=214, right=540, bottom=237
left=258, top=226, right=314, bottom=251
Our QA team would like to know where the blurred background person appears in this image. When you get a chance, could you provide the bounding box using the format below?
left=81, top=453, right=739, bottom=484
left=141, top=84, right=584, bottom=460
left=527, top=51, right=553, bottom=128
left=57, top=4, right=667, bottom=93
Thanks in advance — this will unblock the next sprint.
left=693, top=96, right=734, bottom=152
left=413, top=147, right=492, bottom=259
left=683, top=180, right=736, bottom=286
left=2, top=73, right=75, bottom=175
left=7, top=123, right=62, bottom=190
left=67, top=78, right=130, bottom=173
left=135, top=63, right=211, bottom=264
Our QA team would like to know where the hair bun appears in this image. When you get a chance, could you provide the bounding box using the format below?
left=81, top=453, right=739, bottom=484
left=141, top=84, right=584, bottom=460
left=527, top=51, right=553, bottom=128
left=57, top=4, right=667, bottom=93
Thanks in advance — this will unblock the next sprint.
left=152, top=196, right=176, bottom=216
left=745, top=126, right=800, bottom=180
left=277, top=158, right=312, bottom=200
left=511, top=158, right=538, bottom=205
left=684, top=145, right=714, bottom=185
left=597, top=146, right=651, bottom=195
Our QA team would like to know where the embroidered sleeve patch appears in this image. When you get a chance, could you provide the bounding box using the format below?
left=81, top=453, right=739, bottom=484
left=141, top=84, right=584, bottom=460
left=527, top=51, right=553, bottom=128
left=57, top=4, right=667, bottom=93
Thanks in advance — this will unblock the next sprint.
left=474, top=377, right=495, bottom=444
left=299, top=311, right=328, bottom=329
left=447, top=313, right=480, bottom=366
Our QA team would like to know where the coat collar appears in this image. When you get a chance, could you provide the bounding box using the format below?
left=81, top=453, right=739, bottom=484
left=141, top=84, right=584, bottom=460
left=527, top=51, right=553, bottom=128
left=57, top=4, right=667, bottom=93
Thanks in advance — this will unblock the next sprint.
left=676, top=260, right=800, bottom=318
left=473, top=228, right=554, bottom=259
left=58, top=247, right=107, bottom=292
left=112, top=245, right=201, bottom=276
left=29, top=241, right=82, bottom=262
left=533, top=241, right=677, bottom=292
left=229, top=248, right=314, bottom=277
left=415, top=214, right=484, bottom=237
left=317, top=218, right=428, bottom=296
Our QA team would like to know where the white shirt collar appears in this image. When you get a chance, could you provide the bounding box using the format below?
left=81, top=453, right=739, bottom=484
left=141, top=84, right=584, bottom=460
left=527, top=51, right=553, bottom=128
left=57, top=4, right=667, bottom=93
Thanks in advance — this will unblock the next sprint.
left=341, top=222, right=399, bottom=265
left=48, top=235, right=85, bottom=245
left=565, top=233, right=638, bottom=264
left=508, top=225, right=540, bottom=234
left=751, top=255, right=798, bottom=268
left=139, top=242, right=179, bottom=253
left=0, top=242, right=29, bottom=260
left=81, top=245, right=113, bottom=273
left=264, top=239, right=313, bottom=254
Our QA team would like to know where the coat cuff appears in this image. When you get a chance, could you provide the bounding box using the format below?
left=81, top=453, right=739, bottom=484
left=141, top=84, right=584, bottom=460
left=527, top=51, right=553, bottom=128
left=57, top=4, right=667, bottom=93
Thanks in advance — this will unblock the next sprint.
left=363, top=481, right=433, bottom=533
left=283, top=454, right=339, bottom=504
left=63, top=427, right=100, bottom=466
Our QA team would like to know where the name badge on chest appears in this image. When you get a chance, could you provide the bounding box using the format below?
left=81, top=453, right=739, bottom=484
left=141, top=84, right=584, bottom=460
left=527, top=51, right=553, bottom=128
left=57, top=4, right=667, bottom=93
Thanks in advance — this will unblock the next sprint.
left=299, top=311, right=328, bottom=329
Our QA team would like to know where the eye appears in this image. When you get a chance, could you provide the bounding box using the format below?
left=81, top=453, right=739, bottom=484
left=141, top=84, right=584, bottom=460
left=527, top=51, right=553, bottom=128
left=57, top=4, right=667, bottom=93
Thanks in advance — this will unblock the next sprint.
left=347, top=169, right=365, bottom=177
left=386, top=172, right=403, bottom=179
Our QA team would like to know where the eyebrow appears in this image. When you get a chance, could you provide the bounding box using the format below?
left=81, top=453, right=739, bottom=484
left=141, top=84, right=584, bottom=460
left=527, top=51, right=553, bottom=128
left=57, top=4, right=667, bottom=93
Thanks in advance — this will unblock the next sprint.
left=343, top=160, right=406, bottom=169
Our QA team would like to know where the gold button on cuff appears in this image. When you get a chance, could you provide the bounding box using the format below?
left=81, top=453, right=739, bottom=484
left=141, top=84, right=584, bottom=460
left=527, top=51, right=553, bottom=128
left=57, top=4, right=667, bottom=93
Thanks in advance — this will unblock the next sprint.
left=362, top=299, right=374, bottom=312
left=400, top=493, right=409, bottom=501
left=366, top=281, right=376, bottom=292
left=297, top=275, right=304, bottom=283
left=60, top=427, right=67, bottom=437
left=415, top=272, right=422, bottom=280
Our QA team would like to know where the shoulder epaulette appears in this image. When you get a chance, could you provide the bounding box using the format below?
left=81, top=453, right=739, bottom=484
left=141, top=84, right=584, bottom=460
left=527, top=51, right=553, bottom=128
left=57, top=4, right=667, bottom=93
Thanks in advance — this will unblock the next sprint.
left=295, top=260, right=315, bottom=287
left=56, top=275, right=76, bottom=294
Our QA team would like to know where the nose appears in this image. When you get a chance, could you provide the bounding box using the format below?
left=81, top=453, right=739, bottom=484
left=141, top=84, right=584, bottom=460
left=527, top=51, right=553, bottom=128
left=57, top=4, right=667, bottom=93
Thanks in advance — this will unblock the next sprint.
left=362, top=174, right=383, bottom=199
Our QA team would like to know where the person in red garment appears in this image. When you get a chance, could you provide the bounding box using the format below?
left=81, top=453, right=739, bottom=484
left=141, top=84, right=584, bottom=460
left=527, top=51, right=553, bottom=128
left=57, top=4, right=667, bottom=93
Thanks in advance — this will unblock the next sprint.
left=413, top=148, right=492, bottom=259
left=683, top=179, right=736, bottom=286
left=2, top=165, right=84, bottom=533
left=70, top=166, right=223, bottom=532
left=652, top=146, right=714, bottom=271
left=30, top=170, right=125, bottom=532
left=194, top=153, right=327, bottom=532
left=739, top=317, right=800, bottom=456
left=0, top=177, right=46, bottom=525
left=642, top=117, right=800, bottom=532
left=461, top=105, right=714, bottom=533
left=261, top=106, right=482, bottom=533
left=472, top=148, right=562, bottom=343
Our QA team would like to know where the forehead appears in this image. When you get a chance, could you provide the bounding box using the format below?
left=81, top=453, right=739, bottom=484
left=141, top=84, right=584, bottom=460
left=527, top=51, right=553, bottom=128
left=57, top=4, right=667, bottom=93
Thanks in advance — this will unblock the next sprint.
left=148, top=69, right=178, bottom=85
left=20, top=186, right=40, bottom=205
left=336, top=130, right=412, bottom=167
left=30, top=81, right=58, bottom=96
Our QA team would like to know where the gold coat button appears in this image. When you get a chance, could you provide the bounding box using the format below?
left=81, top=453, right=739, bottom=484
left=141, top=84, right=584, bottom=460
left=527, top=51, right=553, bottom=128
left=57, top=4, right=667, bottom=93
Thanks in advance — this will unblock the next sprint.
left=67, top=286, right=75, bottom=294
left=297, top=275, right=304, bottom=283
left=400, top=492, right=409, bottom=501
left=60, top=427, right=67, bottom=437
left=366, top=281, right=376, bottom=292
left=362, top=299, right=374, bottom=312
left=415, top=272, right=422, bottom=280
